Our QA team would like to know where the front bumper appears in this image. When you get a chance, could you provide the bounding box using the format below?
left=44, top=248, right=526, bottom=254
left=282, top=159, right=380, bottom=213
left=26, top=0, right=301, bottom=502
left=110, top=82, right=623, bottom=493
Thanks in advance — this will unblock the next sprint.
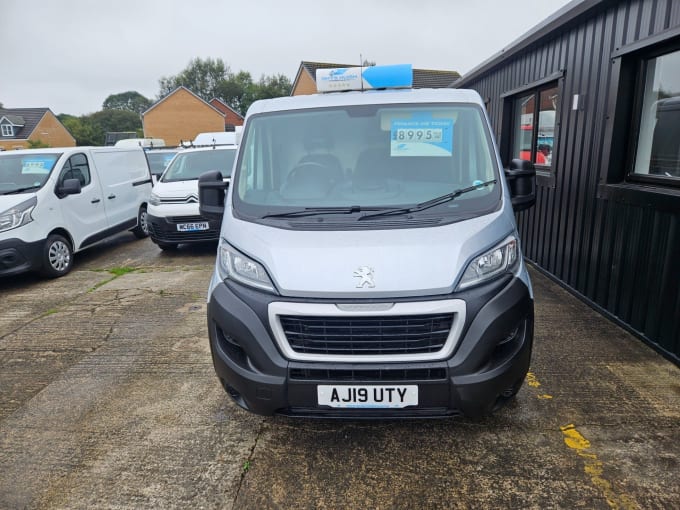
left=207, top=275, right=534, bottom=418
left=147, top=213, right=221, bottom=244
left=0, top=237, right=43, bottom=277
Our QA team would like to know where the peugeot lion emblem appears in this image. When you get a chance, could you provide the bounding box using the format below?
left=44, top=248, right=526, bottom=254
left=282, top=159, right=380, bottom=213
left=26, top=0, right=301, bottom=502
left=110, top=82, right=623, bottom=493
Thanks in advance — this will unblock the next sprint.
left=353, top=266, right=375, bottom=288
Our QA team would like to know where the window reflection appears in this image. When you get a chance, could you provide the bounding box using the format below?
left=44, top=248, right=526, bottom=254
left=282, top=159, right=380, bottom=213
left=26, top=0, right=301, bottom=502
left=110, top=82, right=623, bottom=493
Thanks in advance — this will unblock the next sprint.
left=511, top=86, right=558, bottom=167
left=634, top=49, right=680, bottom=179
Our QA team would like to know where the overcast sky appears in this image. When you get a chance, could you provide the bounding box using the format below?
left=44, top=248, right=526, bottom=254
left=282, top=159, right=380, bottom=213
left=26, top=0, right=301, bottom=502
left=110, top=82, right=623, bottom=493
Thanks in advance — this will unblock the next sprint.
left=1, top=0, right=573, bottom=116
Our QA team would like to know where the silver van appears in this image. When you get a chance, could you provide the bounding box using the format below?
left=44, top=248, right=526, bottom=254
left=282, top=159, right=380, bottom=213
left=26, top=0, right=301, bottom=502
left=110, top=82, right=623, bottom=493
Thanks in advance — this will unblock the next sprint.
left=198, top=65, right=536, bottom=418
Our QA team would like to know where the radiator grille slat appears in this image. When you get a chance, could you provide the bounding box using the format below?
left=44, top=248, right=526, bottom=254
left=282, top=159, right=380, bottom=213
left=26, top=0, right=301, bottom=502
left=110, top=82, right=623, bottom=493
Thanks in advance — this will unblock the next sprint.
left=280, top=314, right=453, bottom=356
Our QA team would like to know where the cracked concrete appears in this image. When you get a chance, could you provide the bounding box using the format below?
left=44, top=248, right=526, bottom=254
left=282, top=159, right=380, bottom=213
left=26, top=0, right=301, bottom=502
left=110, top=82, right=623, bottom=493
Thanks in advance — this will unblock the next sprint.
left=1, top=233, right=679, bottom=509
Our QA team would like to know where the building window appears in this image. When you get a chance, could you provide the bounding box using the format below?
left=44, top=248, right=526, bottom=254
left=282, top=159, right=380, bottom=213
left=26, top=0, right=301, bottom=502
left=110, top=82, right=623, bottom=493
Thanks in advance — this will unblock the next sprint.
left=511, top=84, right=558, bottom=168
left=1, top=124, right=13, bottom=137
left=632, top=48, right=680, bottom=181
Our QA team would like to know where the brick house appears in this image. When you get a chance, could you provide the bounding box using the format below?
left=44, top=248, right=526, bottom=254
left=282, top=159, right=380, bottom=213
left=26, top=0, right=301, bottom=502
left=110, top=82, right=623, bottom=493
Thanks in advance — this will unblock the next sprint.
left=291, top=61, right=461, bottom=96
left=142, top=87, right=226, bottom=146
left=209, top=98, right=244, bottom=132
left=0, top=108, right=75, bottom=150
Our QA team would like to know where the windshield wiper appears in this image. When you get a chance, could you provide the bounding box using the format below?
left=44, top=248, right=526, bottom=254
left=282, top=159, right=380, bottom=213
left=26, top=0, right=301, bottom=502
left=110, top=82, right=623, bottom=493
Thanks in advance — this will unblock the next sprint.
left=2, top=185, right=42, bottom=195
left=358, top=179, right=497, bottom=221
left=262, top=206, right=368, bottom=219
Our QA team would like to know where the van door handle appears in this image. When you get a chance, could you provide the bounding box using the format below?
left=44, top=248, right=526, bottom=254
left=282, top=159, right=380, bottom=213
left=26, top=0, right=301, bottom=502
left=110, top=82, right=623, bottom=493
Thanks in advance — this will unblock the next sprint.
left=107, top=194, right=116, bottom=200
left=91, top=198, right=101, bottom=204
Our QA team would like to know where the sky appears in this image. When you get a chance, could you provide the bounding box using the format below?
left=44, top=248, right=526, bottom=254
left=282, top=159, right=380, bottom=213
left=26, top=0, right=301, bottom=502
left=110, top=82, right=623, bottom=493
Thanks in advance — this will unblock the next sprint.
left=1, top=0, right=574, bottom=116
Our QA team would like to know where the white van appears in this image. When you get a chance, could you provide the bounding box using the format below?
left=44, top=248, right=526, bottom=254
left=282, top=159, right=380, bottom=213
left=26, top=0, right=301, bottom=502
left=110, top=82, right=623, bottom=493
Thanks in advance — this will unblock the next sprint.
left=147, top=145, right=237, bottom=250
left=0, top=147, right=152, bottom=277
left=192, top=132, right=237, bottom=146
left=115, top=138, right=165, bottom=149
left=198, top=65, right=537, bottom=418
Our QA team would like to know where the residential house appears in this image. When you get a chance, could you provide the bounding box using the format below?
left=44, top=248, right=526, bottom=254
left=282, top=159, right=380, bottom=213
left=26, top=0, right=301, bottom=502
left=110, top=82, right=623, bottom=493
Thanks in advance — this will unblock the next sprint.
left=0, top=108, right=75, bottom=150
left=209, top=98, right=244, bottom=132
left=142, top=87, right=226, bottom=146
left=291, top=61, right=461, bottom=96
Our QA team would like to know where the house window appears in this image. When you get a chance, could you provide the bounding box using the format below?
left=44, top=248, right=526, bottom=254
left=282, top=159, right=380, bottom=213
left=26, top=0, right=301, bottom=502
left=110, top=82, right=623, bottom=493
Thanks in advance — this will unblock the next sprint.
left=632, top=48, right=680, bottom=181
left=1, top=124, right=13, bottom=137
left=511, top=84, right=558, bottom=168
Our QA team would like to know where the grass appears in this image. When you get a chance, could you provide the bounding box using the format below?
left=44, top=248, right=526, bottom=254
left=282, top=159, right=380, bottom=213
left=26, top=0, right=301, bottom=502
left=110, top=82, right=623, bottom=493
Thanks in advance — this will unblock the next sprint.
left=88, top=267, right=138, bottom=292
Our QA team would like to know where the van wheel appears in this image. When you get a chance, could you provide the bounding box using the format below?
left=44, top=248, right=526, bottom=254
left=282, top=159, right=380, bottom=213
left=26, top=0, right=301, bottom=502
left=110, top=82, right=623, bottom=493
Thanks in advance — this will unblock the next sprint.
left=157, top=242, right=178, bottom=251
left=132, top=205, right=149, bottom=239
left=41, top=234, right=73, bottom=277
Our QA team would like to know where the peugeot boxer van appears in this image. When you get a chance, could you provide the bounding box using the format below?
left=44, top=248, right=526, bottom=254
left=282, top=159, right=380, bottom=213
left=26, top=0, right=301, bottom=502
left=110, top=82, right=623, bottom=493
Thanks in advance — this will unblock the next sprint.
left=0, top=146, right=152, bottom=277
left=198, top=65, right=537, bottom=418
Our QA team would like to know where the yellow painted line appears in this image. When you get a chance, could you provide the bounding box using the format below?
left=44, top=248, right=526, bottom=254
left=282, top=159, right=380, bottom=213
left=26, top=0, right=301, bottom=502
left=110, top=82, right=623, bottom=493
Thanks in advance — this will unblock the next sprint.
left=560, top=424, right=638, bottom=510
left=525, top=372, right=541, bottom=387
left=525, top=372, right=553, bottom=399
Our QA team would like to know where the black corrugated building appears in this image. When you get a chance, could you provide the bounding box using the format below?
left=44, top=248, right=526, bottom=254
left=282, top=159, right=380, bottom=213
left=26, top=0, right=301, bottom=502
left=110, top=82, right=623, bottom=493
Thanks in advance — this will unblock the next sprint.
left=456, top=0, right=680, bottom=363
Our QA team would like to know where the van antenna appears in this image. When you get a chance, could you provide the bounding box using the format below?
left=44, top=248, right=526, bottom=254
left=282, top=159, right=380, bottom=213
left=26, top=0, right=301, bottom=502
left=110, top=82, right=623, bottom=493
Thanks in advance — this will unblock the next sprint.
left=360, top=53, right=363, bottom=92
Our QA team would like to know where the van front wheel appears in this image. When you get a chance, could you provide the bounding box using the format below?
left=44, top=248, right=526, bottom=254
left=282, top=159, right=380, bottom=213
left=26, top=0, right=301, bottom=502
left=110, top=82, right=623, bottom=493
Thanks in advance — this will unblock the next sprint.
left=41, top=234, right=73, bottom=278
left=131, top=205, right=149, bottom=239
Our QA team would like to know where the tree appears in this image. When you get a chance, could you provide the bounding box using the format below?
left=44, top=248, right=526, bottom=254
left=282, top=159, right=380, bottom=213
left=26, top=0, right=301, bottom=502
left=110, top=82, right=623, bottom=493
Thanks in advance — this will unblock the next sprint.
left=158, top=57, right=230, bottom=102
left=158, top=58, right=293, bottom=116
left=253, top=73, right=292, bottom=102
left=27, top=139, right=50, bottom=148
left=58, top=110, right=142, bottom=146
left=102, top=91, right=151, bottom=114
left=59, top=114, right=101, bottom=146
left=215, top=71, right=256, bottom=115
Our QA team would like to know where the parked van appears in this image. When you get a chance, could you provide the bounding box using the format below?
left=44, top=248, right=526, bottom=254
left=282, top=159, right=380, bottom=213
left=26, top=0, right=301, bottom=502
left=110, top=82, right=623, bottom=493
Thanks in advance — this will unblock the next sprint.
left=192, top=132, right=237, bottom=146
left=0, top=147, right=152, bottom=277
left=198, top=65, right=537, bottom=418
left=145, top=146, right=182, bottom=182
left=147, top=144, right=236, bottom=250
left=115, top=138, right=165, bottom=149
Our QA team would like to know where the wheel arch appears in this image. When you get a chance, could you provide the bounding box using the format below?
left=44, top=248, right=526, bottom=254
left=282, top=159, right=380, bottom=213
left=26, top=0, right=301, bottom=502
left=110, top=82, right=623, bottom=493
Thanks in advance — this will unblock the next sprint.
left=47, top=227, right=75, bottom=252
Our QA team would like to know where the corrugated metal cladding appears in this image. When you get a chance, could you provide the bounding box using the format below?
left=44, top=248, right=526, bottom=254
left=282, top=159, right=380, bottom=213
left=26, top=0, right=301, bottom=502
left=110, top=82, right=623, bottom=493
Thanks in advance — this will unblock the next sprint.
left=458, top=0, right=680, bottom=363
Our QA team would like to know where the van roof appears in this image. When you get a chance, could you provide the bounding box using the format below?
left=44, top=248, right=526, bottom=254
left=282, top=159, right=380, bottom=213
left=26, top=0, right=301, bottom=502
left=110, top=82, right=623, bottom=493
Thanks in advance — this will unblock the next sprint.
left=179, top=145, right=237, bottom=154
left=0, top=146, right=145, bottom=157
left=246, top=88, right=484, bottom=116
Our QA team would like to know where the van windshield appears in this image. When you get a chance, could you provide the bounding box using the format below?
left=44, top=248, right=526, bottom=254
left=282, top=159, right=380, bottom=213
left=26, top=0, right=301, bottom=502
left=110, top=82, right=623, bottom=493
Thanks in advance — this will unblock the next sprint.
left=0, top=153, right=61, bottom=194
left=147, top=151, right=178, bottom=176
left=161, top=148, right=236, bottom=182
left=233, top=104, right=500, bottom=221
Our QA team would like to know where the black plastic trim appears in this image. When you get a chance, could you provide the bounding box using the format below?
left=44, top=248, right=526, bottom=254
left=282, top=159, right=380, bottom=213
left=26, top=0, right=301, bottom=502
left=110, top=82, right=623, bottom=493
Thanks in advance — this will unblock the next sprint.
left=80, top=218, right=136, bottom=248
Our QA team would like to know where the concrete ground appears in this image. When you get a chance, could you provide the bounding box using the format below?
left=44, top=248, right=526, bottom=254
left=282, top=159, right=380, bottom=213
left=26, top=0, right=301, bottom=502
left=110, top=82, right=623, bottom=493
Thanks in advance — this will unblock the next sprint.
left=0, top=233, right=678, bottom=509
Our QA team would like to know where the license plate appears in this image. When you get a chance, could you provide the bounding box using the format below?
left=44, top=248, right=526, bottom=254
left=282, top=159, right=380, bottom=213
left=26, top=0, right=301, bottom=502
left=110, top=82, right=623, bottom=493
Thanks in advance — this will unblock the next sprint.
left=317, top=385, right=418, bottom=409
left=176, top=222, right=209, bottom=232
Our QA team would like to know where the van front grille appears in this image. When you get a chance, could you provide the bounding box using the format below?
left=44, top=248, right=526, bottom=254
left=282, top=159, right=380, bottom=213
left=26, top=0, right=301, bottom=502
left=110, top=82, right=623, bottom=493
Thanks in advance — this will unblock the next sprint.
left=289, top=367, right=447, bottom=381
left=279, top=314, right=453, bottom=356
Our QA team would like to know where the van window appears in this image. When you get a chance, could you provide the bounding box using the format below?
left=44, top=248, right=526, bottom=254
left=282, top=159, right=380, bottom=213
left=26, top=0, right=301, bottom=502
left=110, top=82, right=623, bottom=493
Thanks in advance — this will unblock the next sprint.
left=58, top=153, right=91, bottom=187
left=234, top=104, right=500, bottom=219
left=161, top=148, right=236, bottom=182
left=0, top=153, right=61, bottom=194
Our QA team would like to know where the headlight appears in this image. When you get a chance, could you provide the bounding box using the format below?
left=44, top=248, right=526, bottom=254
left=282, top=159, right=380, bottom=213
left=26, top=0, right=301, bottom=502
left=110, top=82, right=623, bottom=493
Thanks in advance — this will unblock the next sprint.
left=457, top=236, right=519, bottom=290
left=217, top=240, right=276, bottom=293
left=0, top=197, right=37, bottom=233
left=149, top=192, right=161, bottom=206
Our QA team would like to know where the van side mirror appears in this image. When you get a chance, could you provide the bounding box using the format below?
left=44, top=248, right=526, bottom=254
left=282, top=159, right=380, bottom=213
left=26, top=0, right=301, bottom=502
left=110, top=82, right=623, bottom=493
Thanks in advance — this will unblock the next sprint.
left=57, top=178, right=82, bottom=198
left=199, top=171, right=228, bottom=221
left=504, top=159, right=536, bottom=211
